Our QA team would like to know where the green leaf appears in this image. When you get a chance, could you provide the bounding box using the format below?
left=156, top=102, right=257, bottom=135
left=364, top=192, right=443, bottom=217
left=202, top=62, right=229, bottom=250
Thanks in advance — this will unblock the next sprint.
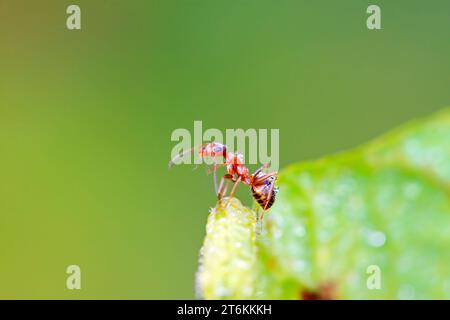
left=197, top=108, right=450, bottom=299
left=196, top=198, right=258, bottom=299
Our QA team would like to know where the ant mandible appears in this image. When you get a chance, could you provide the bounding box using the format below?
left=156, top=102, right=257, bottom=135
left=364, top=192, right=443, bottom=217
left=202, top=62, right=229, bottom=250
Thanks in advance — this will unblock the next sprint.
left=169, top=142, right=278, bottom=221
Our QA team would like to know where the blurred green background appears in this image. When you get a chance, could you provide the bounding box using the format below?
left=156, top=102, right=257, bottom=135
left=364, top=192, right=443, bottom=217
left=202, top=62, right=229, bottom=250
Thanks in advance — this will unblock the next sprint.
left=0, top=0, right=449, bottom=299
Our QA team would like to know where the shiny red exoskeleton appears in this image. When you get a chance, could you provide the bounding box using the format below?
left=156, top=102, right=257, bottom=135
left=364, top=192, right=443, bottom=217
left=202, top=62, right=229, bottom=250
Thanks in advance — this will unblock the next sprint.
left=169, top=142, right=278, bottom=220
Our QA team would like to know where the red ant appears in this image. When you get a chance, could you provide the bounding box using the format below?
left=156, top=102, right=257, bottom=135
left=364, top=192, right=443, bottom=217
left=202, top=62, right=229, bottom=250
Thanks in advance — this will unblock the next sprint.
left=169, top=142, right=278, bottom=221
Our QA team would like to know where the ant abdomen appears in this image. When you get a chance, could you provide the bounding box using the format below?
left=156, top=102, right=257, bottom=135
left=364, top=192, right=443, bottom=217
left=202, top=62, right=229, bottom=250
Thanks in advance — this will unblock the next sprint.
left=252, top=184, right=278, bottom=210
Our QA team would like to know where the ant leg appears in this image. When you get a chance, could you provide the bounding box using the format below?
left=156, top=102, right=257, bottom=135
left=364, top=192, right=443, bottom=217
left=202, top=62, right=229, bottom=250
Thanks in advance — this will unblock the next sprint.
left=221, top=174, right=237, bottom=198
left=217, top=176, right=226, bottom=199
left=221, top=179, right=231, bottom=198
left=252, top=171, right=278, bottom=185
left=217, top=174, right=233, bottom=199
left=260, top=209, right=267, bottom=222
left=212, top=158, right=218, bottom=194
left=253, top=162, right=270, bottom=177
left=225, top=176, right=241, bottom=207
left=229, top=176, right=242, bottom=198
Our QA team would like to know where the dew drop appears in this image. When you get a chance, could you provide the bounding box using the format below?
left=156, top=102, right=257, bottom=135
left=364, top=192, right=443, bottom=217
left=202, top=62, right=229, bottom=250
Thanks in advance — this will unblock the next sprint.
left=403, top=182, right=421, bottom=199
left=235, top=259, right=250, bottom=270
left=398, top=284, right=415, bottom=299
left=367, top=230, right=386, bottom=248
left=273, top=229, right=283, bottom=239
left=293, top=260, right=306, bottom=272
left=293, top=224, right=306, bottom=237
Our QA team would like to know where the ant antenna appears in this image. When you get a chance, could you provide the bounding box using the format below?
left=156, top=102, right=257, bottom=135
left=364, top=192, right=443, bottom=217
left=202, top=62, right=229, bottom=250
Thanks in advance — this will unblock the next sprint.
left=168, top=145, right=202, bottom=168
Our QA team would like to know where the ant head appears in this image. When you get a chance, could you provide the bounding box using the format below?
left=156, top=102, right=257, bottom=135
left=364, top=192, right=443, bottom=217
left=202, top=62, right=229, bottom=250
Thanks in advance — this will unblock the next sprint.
left=212, top=143, right=225, bottom=153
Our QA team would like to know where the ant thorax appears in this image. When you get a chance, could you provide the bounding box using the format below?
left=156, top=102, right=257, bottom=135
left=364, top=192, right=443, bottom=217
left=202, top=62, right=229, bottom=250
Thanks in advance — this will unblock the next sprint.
left=226, top=152, right=248, bottom=176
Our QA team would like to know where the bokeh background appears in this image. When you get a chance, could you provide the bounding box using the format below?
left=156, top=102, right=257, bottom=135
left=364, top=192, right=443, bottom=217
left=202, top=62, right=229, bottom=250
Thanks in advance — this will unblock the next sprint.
left=1, top=0, right=449, bottom=299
